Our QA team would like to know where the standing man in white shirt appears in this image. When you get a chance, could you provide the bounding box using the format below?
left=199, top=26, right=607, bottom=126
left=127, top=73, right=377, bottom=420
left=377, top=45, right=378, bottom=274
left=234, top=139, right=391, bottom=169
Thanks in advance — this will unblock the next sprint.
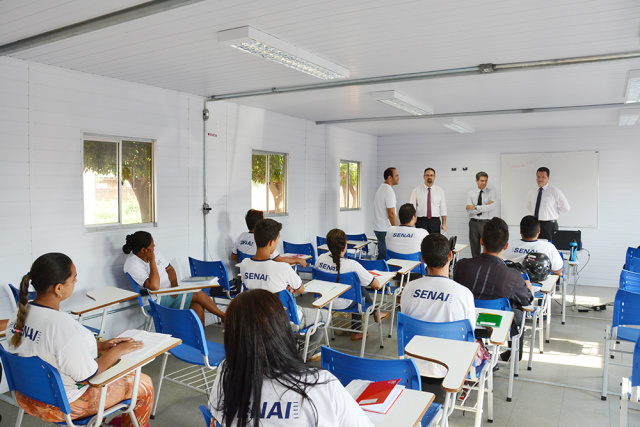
left=526, top=167, right=570, bottom=241
left=410, top=168, right=447, bottom=235
left=373, top=167, right=399, bottom=260
left=466, top=171, right=496, bottom=258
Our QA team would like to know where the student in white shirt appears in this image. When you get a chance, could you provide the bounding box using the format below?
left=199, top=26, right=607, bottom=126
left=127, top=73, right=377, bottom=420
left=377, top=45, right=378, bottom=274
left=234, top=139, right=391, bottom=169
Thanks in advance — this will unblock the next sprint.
left=6, top=253, right=153, bottom=427
left=400, top=234, right=476, bottom=403
left=385, top=203, right=428, bottom=255
left=231, top=209, right=307, bottom=269
left=208, top=289, right=373, bottom=427
left=123, top=231, right=226, bottom=323
left=502, top=215, right=564, bottom=274
left=315, top=229, right=387, bottom=341
left=239, top=219, right=328, bottom=341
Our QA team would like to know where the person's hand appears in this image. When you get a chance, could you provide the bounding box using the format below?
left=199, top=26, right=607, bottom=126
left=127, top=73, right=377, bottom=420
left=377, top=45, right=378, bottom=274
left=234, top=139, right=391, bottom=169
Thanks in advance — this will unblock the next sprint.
left=147, top=249, right=156, bottom=264
left=466, top=204, right=475, bottom=211
left=298, top=259, right=307, bottom=268
left=98, top=337, right=133, bottom=353
left=488, top=200, right=495, bottom=205
left=114, top=340, right=144, bottom=356
left=286, top=285, right=295, bottom=293
left=441, top=224, right=448, bottom=233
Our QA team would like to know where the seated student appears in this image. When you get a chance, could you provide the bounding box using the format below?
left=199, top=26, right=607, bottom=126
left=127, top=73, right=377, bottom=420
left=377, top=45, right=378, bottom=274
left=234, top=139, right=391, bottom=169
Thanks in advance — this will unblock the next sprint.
left=400, top=234, right=476, bottom=403
left=453, top=217, right=534, bottom=360
left=208, top=289, right=373, bottom=427
left=123, top=231, right=226, bottom=323
left=315, top=229, right=388, bottom=341
left=502, top=215, right=564, bottom=275
left=239, top=219, right=328, bottom=347
left=231, top=209, right=307, bottom=269
left=385, top=203, right=429, bottom=255
left=6, top=253, right=153, bottom=427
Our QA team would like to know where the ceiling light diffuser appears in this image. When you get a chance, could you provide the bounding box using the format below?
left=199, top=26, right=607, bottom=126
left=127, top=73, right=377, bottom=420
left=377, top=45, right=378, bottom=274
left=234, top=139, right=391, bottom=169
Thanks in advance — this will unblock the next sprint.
left=625, top=70, right=640, bottom=103
left=217, top=26, right=349, bottom=80
left=437, top=118, right=475, bottom=133
left=370, top=90, right=433, bottom=115
left=618, top=109, right=640, bottom=126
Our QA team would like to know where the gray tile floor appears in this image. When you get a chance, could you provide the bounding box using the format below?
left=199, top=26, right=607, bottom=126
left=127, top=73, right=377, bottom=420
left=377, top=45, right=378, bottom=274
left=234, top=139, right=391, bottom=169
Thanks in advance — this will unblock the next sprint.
left=2, top=285, right=638, bottom=427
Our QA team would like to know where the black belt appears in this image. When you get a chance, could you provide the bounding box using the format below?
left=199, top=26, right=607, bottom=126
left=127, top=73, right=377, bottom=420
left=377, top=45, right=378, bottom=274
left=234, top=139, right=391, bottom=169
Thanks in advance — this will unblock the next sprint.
left=470, top=218, right=489, bottom=222
left=539, top=220, right=558, bottom=223
left=418, top=216, right=439, bottom=219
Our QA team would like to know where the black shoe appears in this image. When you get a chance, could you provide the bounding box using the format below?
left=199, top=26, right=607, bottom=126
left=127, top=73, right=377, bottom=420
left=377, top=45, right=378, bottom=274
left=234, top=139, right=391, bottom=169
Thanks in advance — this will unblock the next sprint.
left=500, top=350, right=511, bottom=362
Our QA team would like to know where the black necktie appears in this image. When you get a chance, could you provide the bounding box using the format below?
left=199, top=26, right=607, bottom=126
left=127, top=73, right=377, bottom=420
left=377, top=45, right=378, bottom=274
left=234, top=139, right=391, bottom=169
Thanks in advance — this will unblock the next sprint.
left=477, top=190, right=483, bottom=217
left=534, top=188, right=543, bottom=219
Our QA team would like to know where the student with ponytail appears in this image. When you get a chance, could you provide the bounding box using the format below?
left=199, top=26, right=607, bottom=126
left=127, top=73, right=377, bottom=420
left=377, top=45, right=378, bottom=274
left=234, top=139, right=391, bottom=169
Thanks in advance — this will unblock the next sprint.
left=314, top=229, right=388, bottom=341
left=5, top=253, right=154, bottom=427
left=123, top=231, right=225, bottom=324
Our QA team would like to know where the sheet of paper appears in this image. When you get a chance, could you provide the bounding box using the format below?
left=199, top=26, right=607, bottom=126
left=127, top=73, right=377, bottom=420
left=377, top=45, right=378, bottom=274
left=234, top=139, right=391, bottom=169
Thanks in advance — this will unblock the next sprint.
left=117, top=329, right=173, bottom=361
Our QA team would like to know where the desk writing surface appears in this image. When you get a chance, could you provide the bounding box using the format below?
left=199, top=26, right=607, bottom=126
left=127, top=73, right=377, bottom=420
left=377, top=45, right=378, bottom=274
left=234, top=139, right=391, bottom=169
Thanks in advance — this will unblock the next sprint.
left=149, top=279, right=219, bottom=295
left=71, top=287, right=138, bottom=315
left=386, top=259, right=421, bottom=275
left=404, top=336, right=479, bottom=393
left=90, top=337, right=181, bottom=386
left=303, top=280, right=350, bottom=308
left=453, top=243, right=468, bottom=253
left=536, top=274, right=560, bottom=293
left=369, top=271, right=396, bottom=287
left=319, top=242, right=371, bottom=251
left=475, top=308, right=514, bottom=345
left=363, top=388, right=434, bottom=427
left=282, top=253, right=312, bottom=260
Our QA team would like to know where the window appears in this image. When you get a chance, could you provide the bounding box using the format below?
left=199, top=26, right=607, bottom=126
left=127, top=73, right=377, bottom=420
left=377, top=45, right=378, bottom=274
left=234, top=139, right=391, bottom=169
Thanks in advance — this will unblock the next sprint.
left=340, top=160, right=360, bottom=210
left=83, top=135, right=155, bottom=227
left=252, top=151, right=287, bottom=214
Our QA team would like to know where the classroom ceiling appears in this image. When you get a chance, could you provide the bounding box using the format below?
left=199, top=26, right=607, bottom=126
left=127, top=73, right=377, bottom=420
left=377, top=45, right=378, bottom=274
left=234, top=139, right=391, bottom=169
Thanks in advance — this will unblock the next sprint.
left=2, top=0, right=640, bottom=136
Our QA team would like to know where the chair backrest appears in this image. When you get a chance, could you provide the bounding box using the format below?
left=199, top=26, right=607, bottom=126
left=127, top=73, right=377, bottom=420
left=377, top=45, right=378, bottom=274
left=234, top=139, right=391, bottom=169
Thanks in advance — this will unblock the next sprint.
left=7, top=283, right=35, bottom=304
left=148, top=299, right=209, bottom=357
left=237, top=250, right=251, bottom=262
left=386, top=249, right=426, bottom=275
left=321, top=346, right=421, bottom=391
left=397, top=312, right=475, bottom=357
left=0, top=345, right=71, bottom=414
left=311, top=269, right=363, bottom=306
left=626, top=247, right=640, bottom=273
left=620, top=269, right=640, bottom=293
left=612, top=289, right=640, bottom=329
left=188, top=257, right=231, bottom=291
left=279, top=290, right=301, bottom=326
left=199, top=405, right=213, bottom=427
left=316, top=236, right=327, bottom=253
left=124, top=272, right=150, bottom=310
left=346, top=233, right=369, bottom=254
left=353, top=258, right=390, bottom=272
left=474, top=297, right=511, bottom=312
left=282, top=241, right=316, bottom=265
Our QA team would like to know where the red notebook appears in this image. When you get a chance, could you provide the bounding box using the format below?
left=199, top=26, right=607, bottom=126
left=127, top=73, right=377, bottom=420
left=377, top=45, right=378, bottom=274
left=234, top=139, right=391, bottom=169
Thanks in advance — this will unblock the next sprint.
left=356, top=378, right=403, bottom=415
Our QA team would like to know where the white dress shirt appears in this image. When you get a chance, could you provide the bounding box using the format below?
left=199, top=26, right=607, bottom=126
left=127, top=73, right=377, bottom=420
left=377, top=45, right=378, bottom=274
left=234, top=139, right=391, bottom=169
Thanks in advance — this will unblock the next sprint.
left=410, top=184, right=447, bottom=218
left=466, top=187, right=496, bottom=219
left=526, top=184, right=570, bottom=221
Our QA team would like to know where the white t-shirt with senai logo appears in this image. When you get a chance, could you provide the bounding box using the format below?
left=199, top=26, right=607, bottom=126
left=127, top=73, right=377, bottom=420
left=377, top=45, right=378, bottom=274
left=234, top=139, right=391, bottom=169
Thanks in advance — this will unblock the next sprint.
left=124, top=250, right=172, bottom=290
left=385, top=225, right=428, bottom=255
left=502, top=239, right=564, bottom=272
left=315, top=253, right=375, bottom=310
left=6, top=303, right=99, bottom=402
left=208, top=367, right=373, bottom=427
left=232, top=232, right=280, bottom=259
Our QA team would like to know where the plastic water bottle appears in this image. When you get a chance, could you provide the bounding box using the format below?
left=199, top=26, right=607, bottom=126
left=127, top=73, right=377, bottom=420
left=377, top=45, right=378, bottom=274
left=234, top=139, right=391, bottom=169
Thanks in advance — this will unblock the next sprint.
left=569, top=241, right=578, bottom=262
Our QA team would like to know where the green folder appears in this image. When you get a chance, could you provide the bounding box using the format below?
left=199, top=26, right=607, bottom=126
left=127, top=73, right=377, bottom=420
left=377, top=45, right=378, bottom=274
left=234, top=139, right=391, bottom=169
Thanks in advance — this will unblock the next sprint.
left=477, top=313, right=503, bottom=327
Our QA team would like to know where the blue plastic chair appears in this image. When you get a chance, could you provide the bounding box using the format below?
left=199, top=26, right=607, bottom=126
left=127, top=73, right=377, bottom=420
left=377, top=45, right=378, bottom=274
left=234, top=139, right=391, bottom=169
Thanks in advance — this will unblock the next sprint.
left=620, top=269, right=640, bottom=293
left=279, top=289, right=328, bottom=361
left=188, top=257, right=239, bottom=299
left=626, top=247, right=640, bottom=273
left=124, top=273, right=155, bottom=331
left=236, top=250, right=252, bottom=262
left=312, top=269, right=382, bottom=357
left=397, top=312, right=492, bottom=427
left=8, top=283, right=36, bottom=304
left=0, top=345, right=135, bottom=427
left=148, top=299, right=225, bottom=417
left=316, top=236, right=328, bottom=255
left=387, top=249, right=426, bottom=276
left=346, top=233, right=370, bottom=259
left=282, top=241, right=316, bottom=274
left=321, top=346, right=442, bottom=427
left=620, top=336, right=640, bottom=426
left=602, top=289, right=640, bottom=400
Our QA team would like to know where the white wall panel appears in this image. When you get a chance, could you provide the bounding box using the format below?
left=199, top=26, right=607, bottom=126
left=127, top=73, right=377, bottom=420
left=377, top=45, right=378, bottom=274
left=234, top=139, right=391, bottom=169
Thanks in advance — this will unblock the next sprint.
left=379, top=126, right=640, bottom=288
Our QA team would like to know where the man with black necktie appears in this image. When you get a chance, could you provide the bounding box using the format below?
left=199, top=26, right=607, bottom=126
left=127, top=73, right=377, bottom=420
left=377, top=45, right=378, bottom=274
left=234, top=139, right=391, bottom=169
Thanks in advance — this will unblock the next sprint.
left=526, top=167, right=570, bottom=241
left=410, top=167, right=447, bottom=234
left=466, top=171, right=496, bottom=258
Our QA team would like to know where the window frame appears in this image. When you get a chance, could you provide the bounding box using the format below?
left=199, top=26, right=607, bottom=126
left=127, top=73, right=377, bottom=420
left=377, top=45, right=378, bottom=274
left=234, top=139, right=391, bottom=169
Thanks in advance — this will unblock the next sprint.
left=339, top=159, right=361, bottom=211
left=251, top=150, right=289, bottom=217
left=82, top=133, right=157, bottom=231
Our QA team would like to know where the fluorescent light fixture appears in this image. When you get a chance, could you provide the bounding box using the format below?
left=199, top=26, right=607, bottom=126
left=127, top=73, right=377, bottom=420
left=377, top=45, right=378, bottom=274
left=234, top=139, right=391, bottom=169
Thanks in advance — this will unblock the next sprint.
left=370, top=90, right=433, bottom=115
left=217, top=26, right=349, bottom=80
left=625, top=70, right=640, bottom=103
left=437, top=118, right=475, bottom=133
left=618, top=109, right=640, bottom=126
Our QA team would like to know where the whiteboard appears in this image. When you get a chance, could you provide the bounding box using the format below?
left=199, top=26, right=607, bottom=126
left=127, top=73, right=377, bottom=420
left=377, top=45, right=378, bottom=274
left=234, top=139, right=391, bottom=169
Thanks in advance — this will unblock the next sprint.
left=500, top=151, right=598, bottom=228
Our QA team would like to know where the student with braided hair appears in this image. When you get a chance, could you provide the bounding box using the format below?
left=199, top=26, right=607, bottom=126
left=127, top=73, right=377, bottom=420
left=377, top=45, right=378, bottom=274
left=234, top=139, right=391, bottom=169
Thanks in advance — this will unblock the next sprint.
left=5, top=253, right=154, bottom=427
left=314, top=229, right=388, bottom=341
left=123, top=230, right=225, bottom=324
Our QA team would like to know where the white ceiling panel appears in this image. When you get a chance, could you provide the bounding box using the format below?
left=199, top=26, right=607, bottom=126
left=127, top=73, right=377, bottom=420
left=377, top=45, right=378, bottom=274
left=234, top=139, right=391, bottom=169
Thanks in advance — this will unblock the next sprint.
left=2, top=0, right=640, bottom=136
